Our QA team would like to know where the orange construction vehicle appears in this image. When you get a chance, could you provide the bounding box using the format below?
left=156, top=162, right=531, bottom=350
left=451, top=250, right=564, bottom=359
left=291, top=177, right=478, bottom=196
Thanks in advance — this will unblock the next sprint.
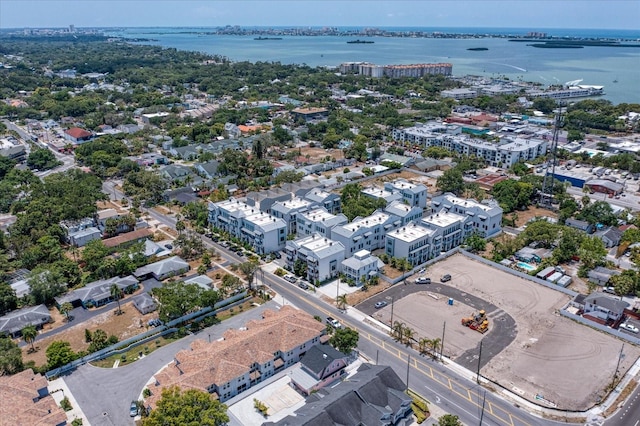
left=461, top=310, right=489, bottom=333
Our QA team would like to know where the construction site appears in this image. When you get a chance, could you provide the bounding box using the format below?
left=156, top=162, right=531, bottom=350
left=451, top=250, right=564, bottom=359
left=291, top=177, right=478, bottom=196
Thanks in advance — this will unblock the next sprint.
left=372, top=252, right=640, bottom=411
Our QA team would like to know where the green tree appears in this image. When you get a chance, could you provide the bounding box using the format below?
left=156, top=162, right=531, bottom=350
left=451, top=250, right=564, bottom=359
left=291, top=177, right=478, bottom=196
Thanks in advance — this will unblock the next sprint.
left=274, top=170, right=304, bottom=185
left=22, top=325, right=38, bottom=353
left=553, top=227, right=585, bottom=263
left=111, top=284, right=123, bottom=315
left=59, top=301, right=74, bottom=322
left=81, top=239, right=111, bottom=273
left=336, top=294, right=348, bottom=310
left=491, top=179, right=534, bottom=213
left=142, top=386, right=229, bottom=426
left=437, top=414, right=463, bottom=426
left=28, top=268, right=67, bottom=305
left=436, top=168, right=465, bottom=196
left=464, top=233, right=486, bottom=253
left=0, top=336, right=23, bottom=375
left=577, top=201, right=618, bottom=226
left=340, top=183, right=387, bottom=221
left=238, top=260, right=259, bottom=291
left=26, top=148, right=62, bottom=171
left=220, top=274, right=241, bottom=298
left=0, top=282, right=18, bottom=315
left=46, top=340, right=76, bottom=369
left=578, top=236, right=607, bottom=270
left=329, top=327, right=359, bottom=353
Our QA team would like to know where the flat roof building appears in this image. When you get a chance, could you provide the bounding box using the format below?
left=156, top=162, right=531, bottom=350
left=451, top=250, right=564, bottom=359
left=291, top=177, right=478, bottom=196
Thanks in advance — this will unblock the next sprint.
left=341, top=250, right=384, bottom=287
left=332, top=210, right=401, bottom=257
left=431, top=193, right=502, bottom=238
left=385, top=223, right=436, bottom=266
left=271, top=197, right=313, bottom=235
left=384, top=178, right=428, bottom=208
left=286, top=234, right=345, bottom=284
left=297, top=207, right=348, bottom=239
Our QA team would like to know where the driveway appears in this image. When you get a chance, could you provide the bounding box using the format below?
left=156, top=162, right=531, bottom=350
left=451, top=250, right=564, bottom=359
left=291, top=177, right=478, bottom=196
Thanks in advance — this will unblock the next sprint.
left=62, top=301, right=278, bottom=426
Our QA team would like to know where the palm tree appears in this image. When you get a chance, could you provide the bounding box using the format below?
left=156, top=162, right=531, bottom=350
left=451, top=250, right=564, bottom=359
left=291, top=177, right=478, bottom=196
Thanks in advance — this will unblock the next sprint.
left=59, top=302, right=73, bottom=322
left=336, top=294, right=348, bottom=311
left=402, top=326, right=415, bottom=347
left=22, top=325, right=37, bottom=353
left=111, top=284, right=123, bottom=315
left=176, top=220, right=186, bottom=235
left=429, top=338, right=442, bottom=359
left=418, top=338, right=429, bottom=355
left=391, top=321, right=405, bottom=342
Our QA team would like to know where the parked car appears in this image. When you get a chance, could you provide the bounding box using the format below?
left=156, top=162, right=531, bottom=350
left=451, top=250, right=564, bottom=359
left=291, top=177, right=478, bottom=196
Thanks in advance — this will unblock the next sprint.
left=415, top=277, right=431, bottom=285
left=374, top=301, right=388, bottom=309
left=440, top=274, right=452, bottom=282
left=164, top=244, right=173, bottom=250
left=148, top=318, right=163, bottom=327
left=418, top=268, right=426, bottom=274
left=326, top=317, right=342, bottom=329
left=273, top=252, right=282, bottom=259
left=620, top=323, right=639, bottom=333
left=284, top=275, right=297, bottom=283
left=130, top=401, right=139, bottom=417
left=298, top=281, right=309, bottom=290
left=603, top=286, right=616, bottom=294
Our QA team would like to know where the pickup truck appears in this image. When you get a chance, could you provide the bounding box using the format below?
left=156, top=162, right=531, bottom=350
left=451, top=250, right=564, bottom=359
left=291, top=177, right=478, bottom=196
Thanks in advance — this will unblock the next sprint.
left=326, top=317, right=342, bottom=329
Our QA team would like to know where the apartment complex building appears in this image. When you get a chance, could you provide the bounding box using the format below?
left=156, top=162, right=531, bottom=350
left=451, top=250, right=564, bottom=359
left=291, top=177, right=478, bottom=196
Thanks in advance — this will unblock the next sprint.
left=285, top=234, right=345, bottom=284
left=296, top=207, right=348, bottom=239
left=332, top=210, right=400, bottom=257
left=421, top=211, right=473, bottom=252
left=430, top=193, right=503, bottom=238
left=208, top=199, right=287, bottom=254
left=149, top=306, right=325, bottom=405
left=344, top=62, right=453, bottom=78
left=385, top=223, right=437, bottom=266
left=392, top=123, right=548, bottom=167
left=341, top=250, right=384, bottom=286
left=303, top=189, right=342, bottom=214
left=384, top=201, right=424, bottom=226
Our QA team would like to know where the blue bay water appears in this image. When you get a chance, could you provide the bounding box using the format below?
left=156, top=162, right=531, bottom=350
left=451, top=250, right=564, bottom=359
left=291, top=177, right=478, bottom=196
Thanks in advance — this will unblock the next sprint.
left=109, top=27, right=640, bottom=104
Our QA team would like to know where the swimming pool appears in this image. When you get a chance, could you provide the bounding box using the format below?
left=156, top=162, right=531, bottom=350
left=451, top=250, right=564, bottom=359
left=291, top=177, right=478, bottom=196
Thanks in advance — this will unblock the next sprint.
left=517, top=262, right=536, bottom=271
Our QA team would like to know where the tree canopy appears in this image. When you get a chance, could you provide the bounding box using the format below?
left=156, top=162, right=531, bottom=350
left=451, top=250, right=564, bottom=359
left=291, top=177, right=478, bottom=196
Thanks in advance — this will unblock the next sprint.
left=340, top=183, right=387, bottom=221
left=143, top=386, right=229, bottom=426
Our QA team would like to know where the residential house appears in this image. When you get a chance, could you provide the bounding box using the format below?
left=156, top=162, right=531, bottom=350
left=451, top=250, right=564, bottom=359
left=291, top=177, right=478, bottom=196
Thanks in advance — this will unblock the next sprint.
left=55, top=275, right=139, bottom=309
left=332, top=210, right=401, bottom=257
left=147, top=306, right=325, bottom=406
left=168, top=145, right=199, bottom=161
left=271, top=198, right=313, bottom=235
left=296, top=207, right=348, bottom=239
left=132, top=293, right=158, bottom=315
left=0, top=369, right=67, bottom=426
left=582, top=292, right=629, bottom=322
left=286, top=234, right=345, bottom=284
left=95, top=208, right=135, bottom=236
left=431, top=193, right=503, bottom=238
left=63, top=127, right=93, bottom=144
left=565, top=218, right=595, bottom=234
left=386, top=223, right=438, bottom=266
left=289, top=344, right=351, bottom=396
left=134, top=256, right=190, bottom=281
left=594, top=226, right=623, bottom=248
left=159, top=164, right=192, bottom=183
left=195, top=160, right=221, bottom=179
left=384, top=179, right=428, bottom=208
left=163, top=187, right=198, bottom=205
left=0, top=305, right=51, bottom=338
left=384, top=201, right=423, bottom=226
left=341, top=250, right=384, bottom=286
left=291, top=107, right=329, bottom=122
left=102, top=228, right=153, bottom=250
left=587, top=267, right=621, bottom=286
left=8, top=269, right=31, bottom=299
left=61, top=217, right=101, bottom=247
left=183, top=274, right=214, bottom=290
left=266, top=363, right=413, bottom=426
left=514, top=246, right=552, bottom=263
left=303, top=189, right=342, bottom=214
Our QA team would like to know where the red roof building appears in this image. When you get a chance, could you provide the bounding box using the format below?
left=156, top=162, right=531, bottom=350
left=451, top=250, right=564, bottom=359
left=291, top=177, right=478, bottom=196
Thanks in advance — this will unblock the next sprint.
left=64, top=127, right=93, bottom=144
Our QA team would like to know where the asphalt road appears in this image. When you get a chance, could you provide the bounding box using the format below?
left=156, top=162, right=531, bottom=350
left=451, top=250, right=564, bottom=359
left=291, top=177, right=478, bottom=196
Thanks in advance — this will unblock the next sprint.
left=357, top=280, right=517, bottom=370
left=63, top=301, right=278, bottom=426
left=262, top=273, right=562, bottom=426
left=604, top=383, right=640, bottom=426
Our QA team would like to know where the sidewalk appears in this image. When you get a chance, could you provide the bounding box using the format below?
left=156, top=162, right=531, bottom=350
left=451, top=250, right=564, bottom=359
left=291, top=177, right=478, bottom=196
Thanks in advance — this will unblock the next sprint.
left=49, top=377, right=90, bottom=425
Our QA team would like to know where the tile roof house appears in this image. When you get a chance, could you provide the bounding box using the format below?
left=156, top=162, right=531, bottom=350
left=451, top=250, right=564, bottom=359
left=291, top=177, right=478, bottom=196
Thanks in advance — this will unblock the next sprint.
left=134, top=256, right=190, bottom=281
left=266, top=363, right=413, bottom=426
left=0, top=304, right=51, bottom=338
left=55, top=275, right=139, bottom=309
left=289, top=344, right=351, bottom=396
left=63, top=127, right=93, bottom=144
left=0, top=369, right=67, bottom=426
left=147, top=306, right=325, bottom=407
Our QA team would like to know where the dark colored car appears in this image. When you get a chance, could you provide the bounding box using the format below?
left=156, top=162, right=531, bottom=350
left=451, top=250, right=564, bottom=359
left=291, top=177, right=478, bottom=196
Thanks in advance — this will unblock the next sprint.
left=273, top=252, right=282, bottom=259
left=298, top=282, right=309, bottom=290
left=440, top=274, right=452, bottom=282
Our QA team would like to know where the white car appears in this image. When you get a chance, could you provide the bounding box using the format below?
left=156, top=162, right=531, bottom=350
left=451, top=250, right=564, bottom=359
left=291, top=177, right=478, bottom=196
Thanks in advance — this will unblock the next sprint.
left=620, top=323, right=639, bottom=333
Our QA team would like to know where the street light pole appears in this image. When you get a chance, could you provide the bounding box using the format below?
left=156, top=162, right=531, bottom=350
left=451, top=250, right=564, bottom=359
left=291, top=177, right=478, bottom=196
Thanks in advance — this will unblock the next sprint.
left=440, top=321, right=446, bottom=360
left=476, top=340, right=483, bottom=384
left=390, top=296, right=395, bottom=328
left=406, top=354, right=411, bottom=391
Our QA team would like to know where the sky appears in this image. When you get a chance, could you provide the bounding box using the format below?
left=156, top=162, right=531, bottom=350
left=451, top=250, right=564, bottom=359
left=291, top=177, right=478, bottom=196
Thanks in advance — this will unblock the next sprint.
left=1, top=0, right=639, bottom=30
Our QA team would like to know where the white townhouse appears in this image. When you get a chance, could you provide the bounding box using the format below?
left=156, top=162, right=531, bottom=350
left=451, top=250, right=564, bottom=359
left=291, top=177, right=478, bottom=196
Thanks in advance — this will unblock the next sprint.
left=383, top=179, right=428, bottom=209
left=361, top=186, right=403, bottom=206
left=430, top=193, right=503, bottom=238
left=208, top=199, right=287, bottom=254
left=421, top=211, right=473, bottom=252
left=303, top=189, right=342, bottom=214
left=331, top=210, right=401, bottom=257
left=384, top=201, right=424, bottom=226
left=341, top=250, right=384, bottom=287
left=271, top=197, right=314, bottom=235
left=385, top=223, right=437, bottom=266
left=296, top=207, right=348, bottom=240
left=285, top=234, right=345, bottom=284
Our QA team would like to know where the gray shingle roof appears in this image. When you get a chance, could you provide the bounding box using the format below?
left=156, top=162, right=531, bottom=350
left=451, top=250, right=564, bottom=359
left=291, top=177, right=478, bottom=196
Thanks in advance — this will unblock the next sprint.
left=300, top=344, right=347, bottom=376
left=0, top=304, right=50, bottom=335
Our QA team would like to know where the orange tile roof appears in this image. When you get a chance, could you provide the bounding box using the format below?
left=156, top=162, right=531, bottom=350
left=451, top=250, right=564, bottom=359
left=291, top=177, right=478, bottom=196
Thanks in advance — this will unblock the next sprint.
left=102, top=228, right=153, bottom=248
left=148, top=306, right=324, bottom=406
left=0, top=369, right=67, bottom=426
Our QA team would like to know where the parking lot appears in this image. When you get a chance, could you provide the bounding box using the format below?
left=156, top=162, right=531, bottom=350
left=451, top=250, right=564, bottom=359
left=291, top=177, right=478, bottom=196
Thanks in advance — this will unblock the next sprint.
left=371, top=253, right=640, bottom=410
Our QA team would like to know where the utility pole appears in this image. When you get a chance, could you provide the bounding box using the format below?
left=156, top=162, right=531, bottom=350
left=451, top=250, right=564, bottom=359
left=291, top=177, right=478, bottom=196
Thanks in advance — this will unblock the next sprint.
left=479, top=390, right=487, bottom=426
left=476, top=340, right=483, bottom=384
left=390, top=296, right=395, bottom=328
left=336, top=275, right=340, bottom=309
left=440, top=321, right=446, bottom=361
left=613, top=343, right=625, bottom=386
left=376, top=349, right=379, bottom=365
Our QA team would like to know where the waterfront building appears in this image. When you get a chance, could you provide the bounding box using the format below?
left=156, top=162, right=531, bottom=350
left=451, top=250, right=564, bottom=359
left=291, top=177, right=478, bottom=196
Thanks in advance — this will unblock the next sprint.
left=285, top=234, right=345, bottom=283
left=441, top=88, right=478, bottom=99
left=430, top=193, right=503, bottom=238
left=296, top=207, right=348, bottom=239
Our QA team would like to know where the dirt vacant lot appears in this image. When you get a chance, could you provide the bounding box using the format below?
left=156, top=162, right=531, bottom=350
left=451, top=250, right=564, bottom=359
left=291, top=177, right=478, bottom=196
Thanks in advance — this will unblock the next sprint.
left=397, top=253, right=640, bottom=411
